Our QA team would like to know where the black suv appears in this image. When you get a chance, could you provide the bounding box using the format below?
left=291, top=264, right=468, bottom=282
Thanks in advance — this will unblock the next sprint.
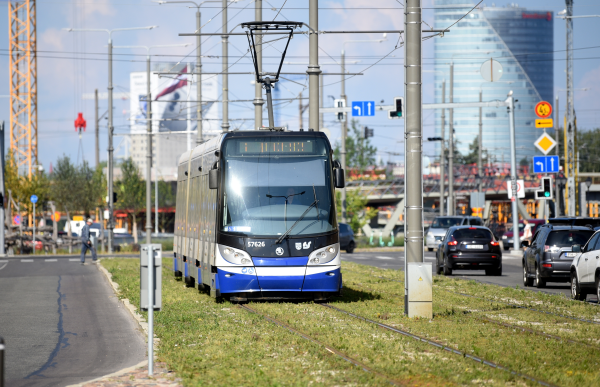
left=522, top=224, right=594, bottom=288
left=436, top=226, right=502, bottom=276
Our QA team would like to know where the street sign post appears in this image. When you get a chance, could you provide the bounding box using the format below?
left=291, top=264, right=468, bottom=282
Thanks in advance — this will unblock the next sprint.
left=351, top=101, right=375, bottom=117
left=507, top=180, right=525, bottom=199
left=534, top=132, right=557, bottom=155
left=533, top=155, right=559, bottom=173
left=30, top=195, right=38, bottom=254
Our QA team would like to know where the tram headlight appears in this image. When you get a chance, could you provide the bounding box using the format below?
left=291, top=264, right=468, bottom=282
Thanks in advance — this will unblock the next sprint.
left=217, top=244, right=253, bottom=265
left=308, top=243, right=339, bottom=265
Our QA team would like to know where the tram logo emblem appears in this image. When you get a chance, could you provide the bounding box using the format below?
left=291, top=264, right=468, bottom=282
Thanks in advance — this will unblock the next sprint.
left=275, top=247, right=284, bottom=256
left=303, top=241, right=311, bottom=249
left=295, top=243, right=302, bottom=250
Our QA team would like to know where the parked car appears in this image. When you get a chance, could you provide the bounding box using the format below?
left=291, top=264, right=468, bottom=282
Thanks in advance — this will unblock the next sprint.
left=426, top=216, right=484, bottom=252
left=436, top=226, right=502, bottom=276
left=338, top=223, right=355, bottom=253
left=501, top=219, right=546, bottom=251
left=522, top=224, right=594, bottom=288
left=570, top=230, right=600, bottom=300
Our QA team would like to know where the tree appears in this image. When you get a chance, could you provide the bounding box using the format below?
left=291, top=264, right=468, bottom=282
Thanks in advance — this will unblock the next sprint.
left=334, top=119, right=377, bottom=174
left=51, top=156, right=78, bottom=224
left=153, top=180, right=175, bottom=233
left=577, top=128, right=600, bottom=172
left=335, top=189, right=378, bottom=234
left=115, top=158, right=145, bottom=243
left=75, top=161, right=105, bottom=218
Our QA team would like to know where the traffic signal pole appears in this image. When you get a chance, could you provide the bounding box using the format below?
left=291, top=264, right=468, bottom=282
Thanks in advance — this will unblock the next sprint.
left=448, top=62, right=454, bottom=215
left=507, top=94, right=521, bottom=253
left=440, top=80, right=445, bottom=216
left=340, top=49, right=347, bottom=222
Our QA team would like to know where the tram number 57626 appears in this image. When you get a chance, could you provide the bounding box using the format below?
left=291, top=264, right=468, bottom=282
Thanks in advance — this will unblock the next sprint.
left=248, top=241, right=265, bottom=247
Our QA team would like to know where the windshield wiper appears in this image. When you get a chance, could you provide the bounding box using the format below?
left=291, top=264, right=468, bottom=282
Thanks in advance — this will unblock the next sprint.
left=276, top=199, right=319, bottom=244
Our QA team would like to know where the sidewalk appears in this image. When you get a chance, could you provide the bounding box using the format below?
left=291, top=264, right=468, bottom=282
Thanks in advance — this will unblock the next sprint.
left=69, top=362, right=182, bottom=387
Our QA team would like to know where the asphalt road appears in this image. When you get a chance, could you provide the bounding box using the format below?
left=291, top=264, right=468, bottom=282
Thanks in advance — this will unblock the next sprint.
left=0, top=257, right=146, bottom=387
left=341, top=250, right=600, bottom=303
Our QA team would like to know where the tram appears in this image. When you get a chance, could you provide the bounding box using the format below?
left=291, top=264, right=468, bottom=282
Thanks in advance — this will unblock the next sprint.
left=173, top=130, right=345, bottom=301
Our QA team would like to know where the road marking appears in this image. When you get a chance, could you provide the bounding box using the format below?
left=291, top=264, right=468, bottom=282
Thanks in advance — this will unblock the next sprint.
left=376, top=256, right=395, bottom=260
left=45, top=259, right=57, bottom=262
left=0, top=261, right=7, bottom=271
left=21, top=259, right=33, bottom=262
left=69, top=258, right=80, bottom=262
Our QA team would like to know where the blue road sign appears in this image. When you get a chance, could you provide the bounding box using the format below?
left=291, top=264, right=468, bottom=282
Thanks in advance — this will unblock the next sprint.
left=30, top=194, right=38, bottom=204
left=351, top=101, right=375, bottom=117
left=533, top=156, right=559, bottom=174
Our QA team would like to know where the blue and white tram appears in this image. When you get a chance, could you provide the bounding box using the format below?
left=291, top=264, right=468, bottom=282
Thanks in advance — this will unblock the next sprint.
left=173, top=130, right=345, bottom=301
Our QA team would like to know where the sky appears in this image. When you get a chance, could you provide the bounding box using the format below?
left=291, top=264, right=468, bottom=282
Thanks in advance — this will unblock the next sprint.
left=1, top=0, right=600, bottom=171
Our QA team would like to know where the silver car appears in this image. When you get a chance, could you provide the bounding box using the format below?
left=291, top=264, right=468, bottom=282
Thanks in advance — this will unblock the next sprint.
left=426, top=216, right=484, bottom=251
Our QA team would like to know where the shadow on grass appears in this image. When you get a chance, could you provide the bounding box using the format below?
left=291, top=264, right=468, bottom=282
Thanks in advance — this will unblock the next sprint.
left=336, top=286, right=383, bottom=303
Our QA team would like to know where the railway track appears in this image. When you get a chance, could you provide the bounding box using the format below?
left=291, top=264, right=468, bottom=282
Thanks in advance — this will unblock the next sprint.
left=238, top=304, right=403, bottom=386
left=320, top=303, right=558, bottom=387
left=343, top=267, right=600, bottom=325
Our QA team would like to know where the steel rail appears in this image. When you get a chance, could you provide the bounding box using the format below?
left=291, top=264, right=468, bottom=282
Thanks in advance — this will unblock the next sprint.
left=320, top=303, right=558, bottom=387
left=238, top=304, right=402, bottom=386
left=342, top=268, right=600, bottom=325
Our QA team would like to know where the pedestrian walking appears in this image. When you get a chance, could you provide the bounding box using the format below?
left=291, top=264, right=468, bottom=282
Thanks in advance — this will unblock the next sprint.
left=81, top=218, right=97, bottom=264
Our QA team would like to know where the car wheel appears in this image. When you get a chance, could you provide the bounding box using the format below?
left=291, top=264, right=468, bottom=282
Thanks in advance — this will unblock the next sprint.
left=428, top=247, right=434, bottom=252
left=535, top=265, right=546, bottom=288
left=523, top=264, right=533, bottom=287
left=346, top=241, right=355, bottom=254
left=571, top=272, right=587, bottom=301
left=443, top=256, right=452, bottom=276
left=494, top=264, right=502, bottom=276
left=436, top=259, right=443, bottom=275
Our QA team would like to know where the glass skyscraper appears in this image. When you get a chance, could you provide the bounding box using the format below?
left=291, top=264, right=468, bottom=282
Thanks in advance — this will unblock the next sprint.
left=434, top=1, right=554, bottom=166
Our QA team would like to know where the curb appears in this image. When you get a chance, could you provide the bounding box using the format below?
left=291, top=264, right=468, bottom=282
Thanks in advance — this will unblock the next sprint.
left=64, top=360, right=148, bottom=387
left=355, top=247, right=404, bottom=253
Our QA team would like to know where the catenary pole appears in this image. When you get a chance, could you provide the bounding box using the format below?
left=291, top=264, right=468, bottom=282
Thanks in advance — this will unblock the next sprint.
left=448, top=62, right=454, bottom=215
left=404, top=0, right=426, bottom=316
left=340, top=49, right=347, bottom=222
left=0, top=121, right=4, bottom=256
left=308, top=0, right=321, bottom=131
left=440, top=80, right=445, bottom=216
left=507, top=93, right=521, bottom=252
left=146, top=53, right=152, bottom=245
left=555, top=95, right=561, bottom=216
left=254, top=0, right=263, bottom=129
left=196, top=8, right=203, bottom=143
left=478, top=89, right=483, bottom=192
left=221, top=0, right=230, bottom=132
left=566, top=0, right=575, bottom=216
left=95, top=89, right=99, bottom=168
left=108, top=38, right=114, bottom=253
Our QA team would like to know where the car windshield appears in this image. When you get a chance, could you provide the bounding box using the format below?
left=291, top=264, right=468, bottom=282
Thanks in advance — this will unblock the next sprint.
left=453, top=228, right=493, bottom=241
left=546, top=230, right=594, bottom=247
left=220, top=136, right=335, bottom=237
left=431, top=217, right=463, bottom=228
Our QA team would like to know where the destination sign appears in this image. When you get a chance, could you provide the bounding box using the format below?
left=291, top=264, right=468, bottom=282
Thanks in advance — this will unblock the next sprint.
left=239, top=141, right=314, bottom=154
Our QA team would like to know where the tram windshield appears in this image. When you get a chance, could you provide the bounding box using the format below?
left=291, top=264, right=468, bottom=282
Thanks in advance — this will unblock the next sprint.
left=221, top=136, right=335, bottom=237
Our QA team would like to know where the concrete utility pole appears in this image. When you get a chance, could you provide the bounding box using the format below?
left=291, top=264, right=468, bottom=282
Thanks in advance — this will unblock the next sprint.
left=222, top=0, right=230, bottom=132
left=555, top=95, right=561, bottom=216
left=308, top=0, right=321, bottom=131
left=448, top=62, right=454, bottom=215
left=478, top=89, right=483, bottom=192
left=440, top=80, right=445, bottom=216
left=65, top=26, right=158, bottom=253
left=565, top=0, right=576, bottom=216
left=507, top=93, right=521, bottom=252
left=404, top=0, right=430, bottom=318
left=254, top=0, right=264, bottom=129
left=95, top=89, right=99, bottom=168
left=0, top=121, right=5, bottom=256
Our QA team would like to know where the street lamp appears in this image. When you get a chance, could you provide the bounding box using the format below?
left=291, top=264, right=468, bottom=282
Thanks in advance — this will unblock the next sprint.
left=64, top=25, right=158, bottom=254
left=113, top=43, right=190, bottom=247
left=156, top=1, right=222, bottom=143
left=340, top=34, right=387, bottom=222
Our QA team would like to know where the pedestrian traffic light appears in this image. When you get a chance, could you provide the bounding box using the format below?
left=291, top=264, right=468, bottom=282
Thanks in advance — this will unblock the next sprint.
left=364, top=126, right=374, bottom=139
left=535, top=176, right=553, bottom=200
left=388, top=97, right=403, bottom=119
left=113, top=192, right=118, bottom=203
left=334, top=99, right=346, bottom=122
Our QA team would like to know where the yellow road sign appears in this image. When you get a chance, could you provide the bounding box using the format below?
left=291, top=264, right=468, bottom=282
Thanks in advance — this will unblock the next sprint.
left=535, top=101, right=552, bottom=118
left=534, top=132, right=557, bottom=155
left=535, top=118, right=553, bottom=128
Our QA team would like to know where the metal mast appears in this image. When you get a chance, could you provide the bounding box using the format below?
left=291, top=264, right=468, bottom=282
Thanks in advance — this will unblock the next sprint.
left=8, top=0, right=38, bottom=177
left=253, top=0, right=264, bottom=129
left=565, top=0, right=576, bottom=216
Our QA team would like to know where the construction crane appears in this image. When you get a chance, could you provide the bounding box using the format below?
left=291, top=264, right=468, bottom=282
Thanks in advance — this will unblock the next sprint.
left=8, top=0, right=38, bottom=178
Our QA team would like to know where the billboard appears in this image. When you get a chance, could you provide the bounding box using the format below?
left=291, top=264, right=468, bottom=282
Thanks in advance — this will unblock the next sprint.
left=130, top=67, right=218, bottom=135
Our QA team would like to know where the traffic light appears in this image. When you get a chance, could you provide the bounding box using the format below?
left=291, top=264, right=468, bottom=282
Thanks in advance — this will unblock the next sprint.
left=535, top=176, right=553, bottom=200
left=364, top=126, right=374, bottom=139
left=388, top=97, right=403, bottom=119
left=334, top=99, right=346, bottom=122
left=113, top=192, right=118, bottom=203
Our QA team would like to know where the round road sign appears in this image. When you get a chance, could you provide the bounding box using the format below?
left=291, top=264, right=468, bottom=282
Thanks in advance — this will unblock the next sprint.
left=30, top=194, right=38, bottom=204
left=535, top=101, right=552, bottom=119
left=13, top=215, right=21, bottom=225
